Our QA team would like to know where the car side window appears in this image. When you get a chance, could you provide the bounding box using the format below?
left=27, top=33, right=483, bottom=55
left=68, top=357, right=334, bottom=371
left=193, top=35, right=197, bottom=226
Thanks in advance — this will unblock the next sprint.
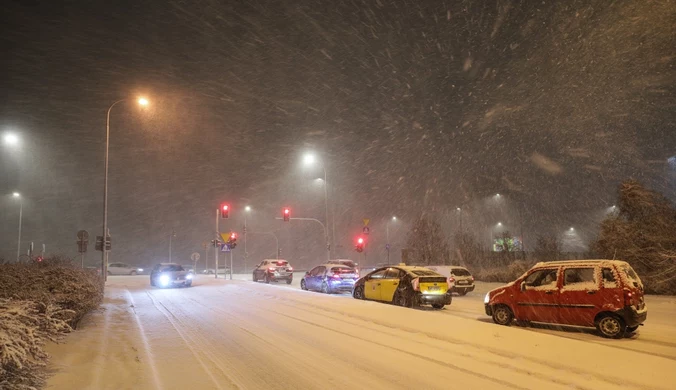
left=308, top=266, right=318, bottom=276
left=602, top=268, right=618, bottom=288
left=369, top=269, right=388, bottom=279
left=316, top=266, right=326, bottom=276
left=523, top=268, right=558, bottom=290
left=385, top=268, right=402, bottom=279
left=563, top=267, right=598, bottom=291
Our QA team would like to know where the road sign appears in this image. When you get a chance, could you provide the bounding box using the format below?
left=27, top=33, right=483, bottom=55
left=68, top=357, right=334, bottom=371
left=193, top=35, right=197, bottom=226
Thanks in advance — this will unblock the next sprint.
left=385, top=243, right=391, bottom=250
left=77, top=230, right=89, bottom=240
left=191, top=252, right=200, bottom=261
left=363, top=218, right=370, bottom=226
left=362, top=226, right=370, bottom=235
left=221, top=244, right=231, bottom=252
left=220, top=233, right=231, bottom=243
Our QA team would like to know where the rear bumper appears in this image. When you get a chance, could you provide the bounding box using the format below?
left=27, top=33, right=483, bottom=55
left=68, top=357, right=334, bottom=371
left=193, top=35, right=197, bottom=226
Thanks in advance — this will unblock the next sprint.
left=328, top=280, right=355, bottom=290
left=416, top=292, right=452, bottom=306
left=616, top=306, right=648, bottom=327
left=452, top=284, right=475, bottom=293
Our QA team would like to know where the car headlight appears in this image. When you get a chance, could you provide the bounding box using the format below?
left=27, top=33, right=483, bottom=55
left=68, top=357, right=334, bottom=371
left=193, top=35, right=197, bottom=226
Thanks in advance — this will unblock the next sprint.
left=159, top=274, right=170, bottom=286
left=484, top=292, right=490, bottom=304
left=186, top=274, right=193, bottom=280
left=137, top=268, right=144, bottom=272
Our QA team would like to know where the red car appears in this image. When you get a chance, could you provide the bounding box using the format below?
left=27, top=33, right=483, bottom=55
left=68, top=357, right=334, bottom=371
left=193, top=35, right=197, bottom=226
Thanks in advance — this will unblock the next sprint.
left=484, top=260, right=647, bottom=338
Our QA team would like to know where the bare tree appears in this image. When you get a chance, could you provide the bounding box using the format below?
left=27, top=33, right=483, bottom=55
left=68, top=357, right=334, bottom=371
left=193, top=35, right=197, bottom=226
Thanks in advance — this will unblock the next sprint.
left=405, top=216, right=450, bottom=265
left=533, top=234, right=562, bottom=262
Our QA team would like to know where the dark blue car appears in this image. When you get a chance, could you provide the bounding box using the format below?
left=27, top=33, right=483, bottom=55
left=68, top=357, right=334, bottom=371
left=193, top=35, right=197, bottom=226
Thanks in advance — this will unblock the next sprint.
left=301, top=264, right=359, bottom=294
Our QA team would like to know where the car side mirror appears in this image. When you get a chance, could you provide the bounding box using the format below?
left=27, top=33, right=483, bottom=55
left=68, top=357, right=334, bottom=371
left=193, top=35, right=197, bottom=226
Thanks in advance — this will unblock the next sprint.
left=520, top=281, right=526, bottom=292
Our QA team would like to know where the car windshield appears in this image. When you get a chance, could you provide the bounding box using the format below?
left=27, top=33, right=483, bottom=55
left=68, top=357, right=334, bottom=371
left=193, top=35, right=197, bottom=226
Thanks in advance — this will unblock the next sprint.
left=160, top=265, right=183, bottom=272
left=271, top=261, right=288, bottom=267
left=451, top=268, right=471, bottom=276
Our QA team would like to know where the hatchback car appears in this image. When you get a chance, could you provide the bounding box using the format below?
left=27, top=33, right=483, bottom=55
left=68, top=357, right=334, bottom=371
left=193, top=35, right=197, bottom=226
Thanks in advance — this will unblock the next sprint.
left=253, top=259, right=294, bottom=284
left=150, top=263, right=193, bottom=288
left=353, top=264, right=452, bottom=309
left=448, top=266, right=475, bottom=295
left=108, top=262, right=144, bottom=275
left=327, top=259, right=358, bottom=268
left=484, top=260, right=647, bottom=338
left=301, top=264, right=358, bottom=293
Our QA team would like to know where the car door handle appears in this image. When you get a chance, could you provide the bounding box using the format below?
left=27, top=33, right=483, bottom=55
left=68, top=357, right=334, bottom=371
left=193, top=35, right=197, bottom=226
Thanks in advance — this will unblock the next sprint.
left=393, top=282, right=398, bottom=286
left=587, top=291, right=596, bottom=295
left=545, top=290, right=554, bottom=294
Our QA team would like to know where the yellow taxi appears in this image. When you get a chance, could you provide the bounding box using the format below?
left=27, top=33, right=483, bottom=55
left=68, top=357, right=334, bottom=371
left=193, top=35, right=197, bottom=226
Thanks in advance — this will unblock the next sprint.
left=352, top=264, right=452, bottom=309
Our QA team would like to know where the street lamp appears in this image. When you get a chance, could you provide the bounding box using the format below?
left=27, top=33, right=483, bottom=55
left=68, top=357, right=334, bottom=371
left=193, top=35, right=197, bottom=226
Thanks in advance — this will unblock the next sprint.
left=386, top=216, right=397, bottom=263
left=302, top=152, right=331, bottom=258
left=12, top=192, right=23, bottom=262
left=169, top=229, right=176, bottom=262
left=244, top=206, right=251, bottom=272
left=3, top=132, right=20, bottom=146
left=102, top=97, right=149, bottom=279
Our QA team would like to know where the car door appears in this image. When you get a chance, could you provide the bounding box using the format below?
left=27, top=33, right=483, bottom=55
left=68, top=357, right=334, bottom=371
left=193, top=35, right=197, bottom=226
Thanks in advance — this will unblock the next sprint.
left=559, top=266, right=600, bottom=327
left=364, top=269, right=388, bottom=300
left=108, top=262, right=122, bottom=275
left=310, top=266, right=325, bottom=290
left=305, top=266, right=318, bottom=290
left=514, top=267, right=561, bottom=324
left=119, top=263, right=131, bottom=274
left=379, top=268, right=403, bottom=302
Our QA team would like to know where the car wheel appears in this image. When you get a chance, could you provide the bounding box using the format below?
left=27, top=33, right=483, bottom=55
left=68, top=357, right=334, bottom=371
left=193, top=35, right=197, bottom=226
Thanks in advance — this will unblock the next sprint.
left=300, top=279, right=307, bottom=290
left=286, top=278, right=292, bottom=285
left=492, top=305, right=514, bottom=326
left=185, top=281, right=192, bottom=287
left=393, top=291, right=409, bottom=307
left=130, top=271, right=137, bottom=276
left=265, top=274, right=271, bottom=284
left=252, top=272, right=257, bottom=282
left=321, top=282, right=330, bottom=294
left=353, top=286, right=365, bottom=300
left=626, top=325, right=639, bottom=333
left=432, top=303, right=445, bottom=309
left=458, top=290, right=468, bottom=296
left=596, top=314, right=627, bottom=339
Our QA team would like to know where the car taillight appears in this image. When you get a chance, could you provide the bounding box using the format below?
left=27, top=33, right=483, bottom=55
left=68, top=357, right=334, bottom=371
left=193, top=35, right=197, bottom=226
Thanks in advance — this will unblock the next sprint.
left=268, top=267, right=275, bottom=272
left=624, top=290, right=634, bottom=307
left=470, top=276, right=475, bottom=282
left=412, top=278, right=420, bottom=291
left=448, top=277, right=455, bottom=283
left=331, top=273, right=341, bottom=279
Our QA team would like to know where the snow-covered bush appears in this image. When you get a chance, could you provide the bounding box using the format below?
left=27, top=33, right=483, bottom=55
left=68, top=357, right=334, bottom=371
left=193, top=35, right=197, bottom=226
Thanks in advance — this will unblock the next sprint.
left=0, top=257, right=103, bottom=388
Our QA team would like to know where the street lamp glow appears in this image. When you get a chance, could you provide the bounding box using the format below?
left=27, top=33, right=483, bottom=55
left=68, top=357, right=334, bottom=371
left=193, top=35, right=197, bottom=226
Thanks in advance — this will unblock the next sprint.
left=245, top=206, right=251, bottom=212
left=138, top=97, right=149, bottom=106
left=12, top=192, right=20, bottom=197
left=3, top=133, right=19, bottom=146
left=392, top=216, right=397, bottom=221
left=303, top=153, right=316, bottom=166
left=495, top=193, right=501, bottom=197
left=569, top=227, right=575, bottom=231
left=456, top=207, right=461, bottom=211
left=497, top=222, right=502, bottom=226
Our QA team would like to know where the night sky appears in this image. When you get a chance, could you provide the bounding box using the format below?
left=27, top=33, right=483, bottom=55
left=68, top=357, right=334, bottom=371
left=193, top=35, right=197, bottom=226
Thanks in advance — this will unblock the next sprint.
left=1, top=0, right=675, bottom=268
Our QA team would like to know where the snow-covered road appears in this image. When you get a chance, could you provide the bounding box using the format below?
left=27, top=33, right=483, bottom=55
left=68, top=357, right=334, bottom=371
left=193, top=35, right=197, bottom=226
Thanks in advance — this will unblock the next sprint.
left=46, top=275, right=676, bottom=390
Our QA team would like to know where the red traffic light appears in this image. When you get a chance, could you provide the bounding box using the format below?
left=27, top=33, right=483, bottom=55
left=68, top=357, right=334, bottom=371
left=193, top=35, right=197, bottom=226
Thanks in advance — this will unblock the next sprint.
left=221, top=204, right=230, bottom=219
left=230, top=232, right=237, bottom=240
left=357, top=237, right=364, bottom=244
left=283, top=207, right=290, bottom=221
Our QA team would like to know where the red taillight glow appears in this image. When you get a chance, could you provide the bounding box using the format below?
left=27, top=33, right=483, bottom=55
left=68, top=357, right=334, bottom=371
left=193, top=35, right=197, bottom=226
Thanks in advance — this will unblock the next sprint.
left=284, top=209, right=290, bottom=214
left=288, top=267, right=293, bottom=271
left=449, top=277, right=455, bottom=283
left=412, top=278, right=420, bottom=291
left=332, top=273, right=341, bottom=279
left=471, top=276, right=475, bottom=282
left=624, top=290, right=634, bottom=306
left=268, top=267, right=275, bottom=272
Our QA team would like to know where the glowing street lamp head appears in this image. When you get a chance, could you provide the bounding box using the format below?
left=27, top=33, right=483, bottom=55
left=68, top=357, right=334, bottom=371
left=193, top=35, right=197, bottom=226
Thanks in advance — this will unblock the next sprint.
left=456, top=207, right=461, bottom=211
left=245, top=206, right=251, bottom=212
left=12, top=192, right=20, bottom=198
left=392, top=216, right=397, bottom=221
left=497, top=222, right=502, bottom=227
left=3, top=133, right=19, bottom=146
left=138, top=97, right=149, bottom=106
left=303, top=153, right=316, bottom=166
left=495, top=193, right=501, bottom=197
left=569, top=227, right=575, bottom=231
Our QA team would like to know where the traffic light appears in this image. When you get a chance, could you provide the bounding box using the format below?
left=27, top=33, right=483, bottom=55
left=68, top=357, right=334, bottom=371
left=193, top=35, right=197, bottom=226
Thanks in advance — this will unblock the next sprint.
left=355, top=236, right=365, bottom=253
left=221, top=204, right=230, bottom=219
left=283, top=207, right=290, bottom=222
left=228, top=232, right=238, bottom=249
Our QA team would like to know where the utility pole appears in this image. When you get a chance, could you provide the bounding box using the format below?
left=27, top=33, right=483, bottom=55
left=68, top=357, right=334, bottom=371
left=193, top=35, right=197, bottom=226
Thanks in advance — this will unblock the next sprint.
left=215, top=208, right=219, bottom=279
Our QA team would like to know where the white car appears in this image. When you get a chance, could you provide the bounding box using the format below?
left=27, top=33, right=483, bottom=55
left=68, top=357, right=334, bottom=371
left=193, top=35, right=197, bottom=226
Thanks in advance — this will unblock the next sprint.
left=108, top=262, right=143, bottom=275
left=448, top=266, right=475, bottom=296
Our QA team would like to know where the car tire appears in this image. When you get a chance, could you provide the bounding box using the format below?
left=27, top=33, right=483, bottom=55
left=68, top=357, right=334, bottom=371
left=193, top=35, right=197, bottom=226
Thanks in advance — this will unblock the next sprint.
left=130, top=271, right=137, bottom=276
left=432, top=303, right=445, bottom=309
left=252, top=272, right=257, bottom=282
left=286, top=278, right=292, bottom=285
left=321, top=282, right=330, bottom=294
left=300, top=279, right=307, bottom=290
left=353, top=286, right=365, bottom=300
left=393, top=291, right=410, bottom=307
left=492, top=305, right=514, bottom=326
left=626, top=325, right=639, bottom=333
left=185, top=281, right=192, bottom=287
left=596, top=314, right=627, bottom=339
left=265, top=274, right=271, bottom=284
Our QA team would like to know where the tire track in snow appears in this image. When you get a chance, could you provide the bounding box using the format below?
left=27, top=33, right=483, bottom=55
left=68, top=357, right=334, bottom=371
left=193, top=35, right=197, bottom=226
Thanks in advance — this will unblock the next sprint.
left=124, top=289, right=164, bottom=390
left=145, top=290, right=236, bottom=390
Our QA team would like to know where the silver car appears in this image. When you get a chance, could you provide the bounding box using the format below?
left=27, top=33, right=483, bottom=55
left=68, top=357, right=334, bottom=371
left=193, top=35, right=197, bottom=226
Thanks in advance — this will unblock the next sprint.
left=108, top=262, right=144, bottom=275
left=448, top=266, right=475, bottom=296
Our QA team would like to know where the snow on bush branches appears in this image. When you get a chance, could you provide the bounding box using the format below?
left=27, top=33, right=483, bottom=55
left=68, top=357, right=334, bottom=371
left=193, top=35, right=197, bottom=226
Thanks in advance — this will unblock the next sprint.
left=0, top=257, right=103, bottom=389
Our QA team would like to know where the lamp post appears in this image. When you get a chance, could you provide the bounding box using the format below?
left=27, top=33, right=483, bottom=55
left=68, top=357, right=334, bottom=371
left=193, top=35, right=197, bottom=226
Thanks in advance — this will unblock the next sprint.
left=12, top=192, right=22, bottom=262
left=303, top=153, right=331, bottom=259
left=244, top=205, right=251, bottom=273
left=102, top=97, right=148, bottom=279
left=386, top=216, right=397, bottom=263
left=169, top=229, right=176, bottom=262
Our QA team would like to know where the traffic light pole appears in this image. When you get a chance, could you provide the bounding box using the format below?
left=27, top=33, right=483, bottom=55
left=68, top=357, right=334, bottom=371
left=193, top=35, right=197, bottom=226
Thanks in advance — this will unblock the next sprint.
left=276, top=217, right=330, bottom=261
left=230, top=250, right=233, bottom=280
left=215, top=208, right=219, bottom=279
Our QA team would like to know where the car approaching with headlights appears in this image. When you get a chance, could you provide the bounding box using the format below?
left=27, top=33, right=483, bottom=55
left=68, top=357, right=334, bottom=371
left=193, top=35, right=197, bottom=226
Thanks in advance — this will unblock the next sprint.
left=301, top=264, right=359, bottom=293
left=448, top=266, right=475, bottom=296
left=150, top=263, right=194, bottom=288
left=352, top=264, right=452, bottom=309
left=484, top=260, right=647, bottom=338
left=253, top=259, right=294, bottom=284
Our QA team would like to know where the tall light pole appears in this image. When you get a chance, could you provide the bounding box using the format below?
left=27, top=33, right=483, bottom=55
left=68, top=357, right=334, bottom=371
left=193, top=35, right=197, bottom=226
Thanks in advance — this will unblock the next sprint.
left=244, top=205, right=251, bottom=273
left=12, top=192, right=23, bottom=262
left=303, top=153, right=331, bottom=259
left=102, top=97, right=148, bottom=279
left=169, top=229, right=176, bottom=262
left=386, top=216, right=397, bottom=264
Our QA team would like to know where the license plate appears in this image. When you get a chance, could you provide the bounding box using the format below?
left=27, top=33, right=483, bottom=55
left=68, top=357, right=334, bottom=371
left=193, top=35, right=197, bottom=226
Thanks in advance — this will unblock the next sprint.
left=427, top=286, right=440, bottom=291
left=457, top=281, right=468, bottom=285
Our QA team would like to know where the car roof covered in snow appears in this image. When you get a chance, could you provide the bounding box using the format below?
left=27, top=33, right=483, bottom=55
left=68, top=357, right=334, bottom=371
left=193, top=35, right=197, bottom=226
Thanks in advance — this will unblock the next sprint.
left=533, top=259, right=631, bottom=268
